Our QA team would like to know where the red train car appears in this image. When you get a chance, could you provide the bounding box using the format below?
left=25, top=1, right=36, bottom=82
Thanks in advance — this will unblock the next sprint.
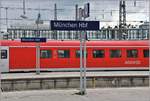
left=0, top=40, right=149, bottom=72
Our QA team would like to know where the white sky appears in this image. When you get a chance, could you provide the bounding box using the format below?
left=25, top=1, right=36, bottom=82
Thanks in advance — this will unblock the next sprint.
left=0, top=0, right=149, bottom=30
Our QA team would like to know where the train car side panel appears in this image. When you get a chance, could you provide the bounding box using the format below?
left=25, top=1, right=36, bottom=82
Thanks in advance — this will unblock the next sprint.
left=0, top=46, right=9, bottom=72
left=9, top=47, right=36, bottom=70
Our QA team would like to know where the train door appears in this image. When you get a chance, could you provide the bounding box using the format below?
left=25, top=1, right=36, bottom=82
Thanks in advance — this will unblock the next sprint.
left=0, top=46, right=9, bottom=72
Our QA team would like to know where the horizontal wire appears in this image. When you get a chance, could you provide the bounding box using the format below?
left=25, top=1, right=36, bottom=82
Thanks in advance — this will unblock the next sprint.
left=0, top=18, right=148, bottom=22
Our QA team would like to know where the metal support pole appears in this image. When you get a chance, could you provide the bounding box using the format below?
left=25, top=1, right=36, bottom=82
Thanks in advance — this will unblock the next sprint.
left=75, top=4, right=78, bottom=40
left=54, top=3, right=57, bottom=20
left=78, top=3, right=89, bottom=95
left=83, top=31, right=87, bottom=94
left=54, top=3, right=57, bottom=40
left=36, top=42, right=40, bottom=75
left=36, top=24, right=40, bottom=75
left=5, top=7, right=8, bottom=29
left=75, top=4, right=78, bottom=20
left=23, top=0, right=26, bottom=15
left=80, top=32, right=83, bottom=94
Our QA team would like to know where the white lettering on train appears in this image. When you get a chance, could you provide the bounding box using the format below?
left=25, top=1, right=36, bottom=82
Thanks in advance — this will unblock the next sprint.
left=125, top=61, right=141, bottom=64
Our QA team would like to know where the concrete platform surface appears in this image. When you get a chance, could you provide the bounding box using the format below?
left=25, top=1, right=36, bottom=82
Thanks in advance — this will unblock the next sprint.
left=1, top=87, right=150, bottom=101
left=1, top=71, right=149, bottom=80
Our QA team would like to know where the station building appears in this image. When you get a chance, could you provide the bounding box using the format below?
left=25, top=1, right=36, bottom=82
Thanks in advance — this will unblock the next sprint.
left=2, top=22, right=149, bottom=40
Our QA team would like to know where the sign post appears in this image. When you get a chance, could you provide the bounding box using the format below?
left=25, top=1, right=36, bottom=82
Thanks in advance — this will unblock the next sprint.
left=80, top=33, right=83, bottom=94
left=21, top=37, right=46, bottom=75
left=36, top=42, right=40, bottom=75
left=50, top=20, right=99, bottom=95
left=82, top=3, right=89, bottom=95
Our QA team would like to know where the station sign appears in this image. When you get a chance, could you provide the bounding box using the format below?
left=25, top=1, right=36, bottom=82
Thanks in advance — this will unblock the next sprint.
left=21, top=38, right=46, bottom=42
left=50, top=20, right=99, bottom=31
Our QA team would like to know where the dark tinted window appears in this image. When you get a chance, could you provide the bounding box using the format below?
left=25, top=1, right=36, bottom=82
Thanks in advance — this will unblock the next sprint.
left=40, top=50, right=52, bottom=58
left=1, top=50, right=7, bottom=59
left=127, top=49, right=138, bottom=58
left=110, top=50, right=121, bottom=58
left=76, top=50, right=87, bottom=58
left=143, top=49, right=149, bottom=57
left=93, top=50, right=105, bottom=58
left=58, top=50, right=70, bottom=58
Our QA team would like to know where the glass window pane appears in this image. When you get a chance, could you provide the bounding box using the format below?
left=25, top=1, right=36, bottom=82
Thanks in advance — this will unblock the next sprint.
left=127, top=49, right=138, bottom=58
left=76, top=50, right=87, bottom=58
left=40, top=50, right=51, bottom=58
left=93, top=50, right=105, bottom=58
left=143, top=49, right=149, bottom=57
left=1, top=50, right=7, bottom=59
left=58, top=50, right=70, bottom=58
left=110, top=49, right=121, bottom=58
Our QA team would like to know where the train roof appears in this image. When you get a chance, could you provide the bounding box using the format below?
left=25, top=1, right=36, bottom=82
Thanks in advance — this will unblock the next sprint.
left=0, top=40, right=149, bottom=47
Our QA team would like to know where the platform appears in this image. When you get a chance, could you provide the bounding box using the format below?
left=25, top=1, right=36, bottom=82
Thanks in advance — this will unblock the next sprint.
left=1, top=71, right=149, bottom=80
left=1, top=87, right=150, bottom=101
left=1, top=71, right=149, bottom=91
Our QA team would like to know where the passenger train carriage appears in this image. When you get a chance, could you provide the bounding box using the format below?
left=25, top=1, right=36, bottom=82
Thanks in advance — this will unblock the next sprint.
left=0, top=40, right=149, bottom=72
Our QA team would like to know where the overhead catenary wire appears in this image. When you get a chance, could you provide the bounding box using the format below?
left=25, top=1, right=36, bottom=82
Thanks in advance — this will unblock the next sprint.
left=0, top=18, right=147, bottom=23
left=0, top=0, right=148, bottom=29
left=0, top=6, right=149, bottom=13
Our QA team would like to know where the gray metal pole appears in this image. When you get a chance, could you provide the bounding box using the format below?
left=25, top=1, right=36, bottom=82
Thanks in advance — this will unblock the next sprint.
left=23, top=0, right=26, bottom=15
left=83, top=31, right=87, bottom=94
left=36, top=24, right=40, bottom=75
left=54, top=3, right=57, bottom=20
left=54, top=3, right=57, bottom=40
left=5, top=7, right=8, bottom=29
left=77, top=5, right=84, bottom=95
left=75, top=4, right=78, bottom=41
left=76, top=4, right=84, bottom=94
left=80, top=33, right=83, bottom=94
left=36, top=43, right=40, bottom=75
left=75, top=4, right=78, bottom=21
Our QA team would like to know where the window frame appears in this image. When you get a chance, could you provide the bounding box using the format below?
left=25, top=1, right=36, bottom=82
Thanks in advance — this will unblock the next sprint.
left=143, top=49, right=149, bottom=58
left=58, top=50, right=70, bottom=58
left=75, top=50, right=87, bottom=58
left=109, top=49, right=122, bottom=58
left=93, top=49, right=105, bottom=58
left=40, top=50, right=52, bottom=59
left=126, top=49, right=138, bottom=58
left=1, top=49, right=7, bottom=59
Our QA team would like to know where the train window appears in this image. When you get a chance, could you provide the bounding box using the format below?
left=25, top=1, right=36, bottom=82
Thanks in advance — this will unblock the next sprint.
left=110, top=50, right=121, bottom=58
left=93, top=50, right=104, bottom=58
left=40, top=50, right=52, bottom=58
left=127, top=49, right=138, bottom=58
left=143, top=49, right=149, bottom=57
left=1, top=50, right=7, bottom=59
left=58, top=50, right=70, bottom=58
left=76, top=50, right=87, bottom=58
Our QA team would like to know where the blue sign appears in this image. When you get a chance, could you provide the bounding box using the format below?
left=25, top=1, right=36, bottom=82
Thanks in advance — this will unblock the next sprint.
left=50, top=20, right=99, bottom=31
left=21, top=38, right=46, bottom=42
